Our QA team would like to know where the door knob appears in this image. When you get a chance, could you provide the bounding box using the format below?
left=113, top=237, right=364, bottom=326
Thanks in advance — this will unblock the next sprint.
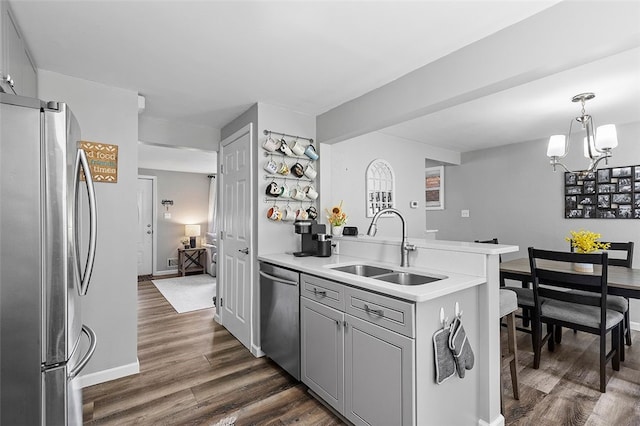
left=238, top=248, right=249, bottom=254
left=146, top=230, right=152, bottom=234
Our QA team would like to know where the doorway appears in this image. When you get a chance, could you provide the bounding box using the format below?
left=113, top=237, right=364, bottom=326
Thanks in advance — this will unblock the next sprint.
left=137, top=176, right=156, bottom=276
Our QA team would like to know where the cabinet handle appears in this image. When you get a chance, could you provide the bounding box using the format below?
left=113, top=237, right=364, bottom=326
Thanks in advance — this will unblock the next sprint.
left=313, top=287, right=327, bottom=297
left=364, top=304, right=384, bottom=316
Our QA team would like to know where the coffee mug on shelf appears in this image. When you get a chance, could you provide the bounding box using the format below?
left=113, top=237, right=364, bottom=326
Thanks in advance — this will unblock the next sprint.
left=296, top=208, right=309, bottom=220
left=306, top=205, right=318, bottom=220
left=280, top=183, right=290, bottom=198
left=267, top=205, right=281, bottom=221
left=282, top=205, right=295, bottom=222
left=303, top=163, right=317, bottom=179
left=266, top=181, right=281, bottom=197
left=277, top=161, right=289, bottom=175
left=263, top=158, right=278, bottom=174
left=290, top=186, right=306, bottom=201
left=290, top=140, right=306, bottom=156
left=304, top=144, right=319, bottom=160
left=304, top=185, right=318, bottom=200
left=291, top=162, right=305, bottom=178
left=279, top=138, right=293, bottom=156
left=262, top=135, right=279, bottom=152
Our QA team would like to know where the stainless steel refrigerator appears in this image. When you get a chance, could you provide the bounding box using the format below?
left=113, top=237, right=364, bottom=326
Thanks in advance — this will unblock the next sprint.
left=1, top=92, right=98, bottom=425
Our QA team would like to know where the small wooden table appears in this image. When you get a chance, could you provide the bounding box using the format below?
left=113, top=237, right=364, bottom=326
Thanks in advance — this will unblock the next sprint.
left=178, top=247, right=206, bottom=276
left=500, top=257, right=640, bottom=299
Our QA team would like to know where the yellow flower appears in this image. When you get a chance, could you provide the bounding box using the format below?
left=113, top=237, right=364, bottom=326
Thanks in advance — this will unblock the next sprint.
left=326, top=201, right=348, bottom=226
left=566, top=230, right=610, bottom=253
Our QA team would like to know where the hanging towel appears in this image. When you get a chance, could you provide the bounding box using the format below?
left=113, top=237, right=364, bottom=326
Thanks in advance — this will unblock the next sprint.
left=449, top=316, right=475, bottom=378
left=433, top=326, right=456, bottom=384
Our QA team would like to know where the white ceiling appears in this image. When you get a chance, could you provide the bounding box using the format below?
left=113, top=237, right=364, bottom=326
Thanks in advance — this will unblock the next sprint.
left=8, top=0, right=640, bottom=156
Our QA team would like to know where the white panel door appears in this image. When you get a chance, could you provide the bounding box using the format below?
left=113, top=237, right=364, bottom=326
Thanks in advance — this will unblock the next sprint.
left=219, top=124, right=253, bottom=349
left=136, top=177, right=153, bottom=276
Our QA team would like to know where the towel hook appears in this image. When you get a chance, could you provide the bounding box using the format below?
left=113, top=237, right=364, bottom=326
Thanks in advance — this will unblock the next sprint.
left=439, top=307, right=448, bottom=330
left=455, top=302, right=463, bottom=319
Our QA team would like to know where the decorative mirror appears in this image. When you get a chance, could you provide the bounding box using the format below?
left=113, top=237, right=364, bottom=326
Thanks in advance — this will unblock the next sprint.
left=366, top=159, right=396, bottom=217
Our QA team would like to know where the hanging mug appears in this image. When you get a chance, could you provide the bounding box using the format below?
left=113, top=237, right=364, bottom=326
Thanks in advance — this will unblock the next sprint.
left=291, top=162, right=305, bottom=178
left=296, top=208, right=309, bottom=220
left=266, top=181, right=281, bottom=197
left=267, top=205, right=281, bottom=221
left=279, top=138, right=293, bottom=156
left=280, top=183, right=290, bottom=198
left=304, top=185, right=318, bottom=200
left=290, top=140, right=306, bottom=156
left=282, top=205, right=295, bottom=222
left=263, top=158, right=278, bottom=174
left=290, top=186, right=306, bottom=201
left=303, top=163, right=317, bottom=179
left=304, top=144, right=319, bottom=160
left=277, top=161, right=289, bottom=175
left=262, top=135, right=279, bottom=152
left=306, top=205, right=318, bottom=220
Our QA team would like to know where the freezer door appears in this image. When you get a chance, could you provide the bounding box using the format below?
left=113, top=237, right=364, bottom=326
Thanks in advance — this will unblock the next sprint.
left=43, top=102, right=83, bottom=366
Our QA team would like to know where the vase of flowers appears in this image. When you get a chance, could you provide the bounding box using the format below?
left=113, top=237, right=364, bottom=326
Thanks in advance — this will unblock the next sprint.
left=566, top=229, right=610, bottom=272
left=326, top=201, right=348, bottom=236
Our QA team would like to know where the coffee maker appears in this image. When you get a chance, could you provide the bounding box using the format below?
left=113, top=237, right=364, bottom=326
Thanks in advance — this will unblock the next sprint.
left=293, top=220, right=332, bottom=257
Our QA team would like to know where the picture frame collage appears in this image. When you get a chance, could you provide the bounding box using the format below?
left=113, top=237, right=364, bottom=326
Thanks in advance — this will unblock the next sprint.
left=564, top=165, right=640, bottom=219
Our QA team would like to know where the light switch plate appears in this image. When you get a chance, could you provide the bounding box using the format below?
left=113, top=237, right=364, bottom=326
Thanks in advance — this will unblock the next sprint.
left=461, top=209, right=470, bottom=218
left=164, top=212, right=172, bottom=219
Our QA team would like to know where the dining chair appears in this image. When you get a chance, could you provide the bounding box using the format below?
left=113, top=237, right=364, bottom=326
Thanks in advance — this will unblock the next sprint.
left=499, top=288, right=519, bottom=413
left=528, top=247, right=623, bottom=393
left=476, top=238, right=534, bottom=334
left=568, top=241, right=634, bottom=346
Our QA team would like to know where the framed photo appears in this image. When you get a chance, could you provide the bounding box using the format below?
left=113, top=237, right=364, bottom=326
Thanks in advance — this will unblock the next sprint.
left=612, top=167, right=632, bottom=178
left=612, top=193, right=632, bottom=204
left=565, top=173, right=578, bottom=185
left=597, top=168, right=610, bottom=182
left=598, top=194, right=610, bottom=208
left=565, top=196, right=577, bottom=209
left=635, top=167, right=640, bottom=180
left=583, top=205, right=596, bottom=218
left=635, top=209, right=640, bottom=219
left=618, top=205, right=632, bottom=218
left=598, top=183, right=616, bottom=193
left=581, top=171, right=596, bottom=180
left=566, top=186, right=582, bottom=195
left=566, top=209, right=582, bottom=218
left=618, top=178, right=632, bottom=192
left=598, top=209, right=617, bottom=219
left=583, top=181, right=596, bottom=193
left=635, top=193, right=640, bottom=207
left=635, top=182, right=640, bottom=192
left=425, top=166, right=444, bottom=210
left=578, top=195, right=595, bottom=205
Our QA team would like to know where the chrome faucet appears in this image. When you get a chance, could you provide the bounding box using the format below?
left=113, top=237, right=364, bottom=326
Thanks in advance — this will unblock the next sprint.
left=366, top=208, right=417, bottom=267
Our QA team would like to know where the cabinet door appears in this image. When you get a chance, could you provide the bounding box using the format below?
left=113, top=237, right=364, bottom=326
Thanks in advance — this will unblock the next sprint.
left=344, top=314, right=415, bottom=426
left=300, top=296, right=344, bottom=413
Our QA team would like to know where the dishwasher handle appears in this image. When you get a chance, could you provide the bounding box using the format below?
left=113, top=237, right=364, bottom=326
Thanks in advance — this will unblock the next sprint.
left=259, top=270, right=298, bottom=286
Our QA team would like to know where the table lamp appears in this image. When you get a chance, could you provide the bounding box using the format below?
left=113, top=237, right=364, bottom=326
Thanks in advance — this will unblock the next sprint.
left=185, top=224, right=201, bottom=248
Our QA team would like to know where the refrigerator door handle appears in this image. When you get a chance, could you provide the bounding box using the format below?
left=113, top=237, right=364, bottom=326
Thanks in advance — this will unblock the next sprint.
left=69, top=325, right=97, bottom=379
left=74, top=147, right=98, bottom=296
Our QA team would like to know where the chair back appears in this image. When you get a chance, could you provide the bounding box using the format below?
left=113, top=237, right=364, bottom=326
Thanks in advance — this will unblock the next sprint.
left=568, top=241, right=633, bottom=268
left=528, top=247, right=609, bottom=327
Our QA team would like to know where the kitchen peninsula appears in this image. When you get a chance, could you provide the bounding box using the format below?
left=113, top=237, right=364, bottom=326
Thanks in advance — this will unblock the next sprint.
left=259, top=237, right=518, bottom=426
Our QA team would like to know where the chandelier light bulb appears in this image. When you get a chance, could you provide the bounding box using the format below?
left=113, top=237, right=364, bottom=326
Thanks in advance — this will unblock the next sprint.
left=547, top=135, right=566, bottom=157
left=595, top=124, right=618, bottom=150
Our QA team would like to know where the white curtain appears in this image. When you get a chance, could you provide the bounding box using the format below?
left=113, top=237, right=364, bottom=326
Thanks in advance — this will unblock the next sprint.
left=207, top=175, right=217, bottom=242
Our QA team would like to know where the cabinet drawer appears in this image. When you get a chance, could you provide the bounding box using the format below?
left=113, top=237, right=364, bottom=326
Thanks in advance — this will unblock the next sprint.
left=301, top=274, right=345, bottom=310
left=345, top=287, right=415, bottom=338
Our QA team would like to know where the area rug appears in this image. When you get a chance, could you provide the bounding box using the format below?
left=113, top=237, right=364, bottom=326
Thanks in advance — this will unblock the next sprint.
left=152, top=274, right=216, bottom=313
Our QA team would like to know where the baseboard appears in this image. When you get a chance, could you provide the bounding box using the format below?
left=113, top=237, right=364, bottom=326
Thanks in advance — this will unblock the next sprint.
left=478, top=414, right=505, bottom=426
left=251, top=343, right=265, bottom=358
left=154, top=269, right=178, bottom=276
left=78, top=359, right=140, bottom=388
left=631, top=320, right=640, bottom=332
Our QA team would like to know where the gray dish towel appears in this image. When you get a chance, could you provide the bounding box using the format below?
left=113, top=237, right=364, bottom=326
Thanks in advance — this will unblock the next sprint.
left=449, top=316, right=475, bottom=378
left=433, top=326, right=456, bottom=384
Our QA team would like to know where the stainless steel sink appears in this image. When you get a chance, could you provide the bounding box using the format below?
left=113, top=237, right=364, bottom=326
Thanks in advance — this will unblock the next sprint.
left=331, top=264, right=394, bottom=277
left=373, top=272, right=445, bottom=286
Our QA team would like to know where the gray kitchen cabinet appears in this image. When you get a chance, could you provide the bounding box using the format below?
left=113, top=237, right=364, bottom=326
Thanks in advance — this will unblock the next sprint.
left=300, top=273, right=415, bottom=426
left=300, top=296, right=344, bottom=413
left=344, top=314, right=415, bottom=426
left=1, top=4, right=37, bottom=96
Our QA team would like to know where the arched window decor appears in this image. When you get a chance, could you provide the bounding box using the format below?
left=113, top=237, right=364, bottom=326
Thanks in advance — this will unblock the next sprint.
left=366, top=159, right=396, bottom=217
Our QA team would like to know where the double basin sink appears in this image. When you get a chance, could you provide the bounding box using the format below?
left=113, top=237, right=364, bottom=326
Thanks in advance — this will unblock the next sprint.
left=329, top=264, right=446, bottom=286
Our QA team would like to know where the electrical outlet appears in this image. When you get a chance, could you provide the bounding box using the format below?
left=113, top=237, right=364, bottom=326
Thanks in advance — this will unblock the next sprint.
left=167, top=257, right=178, bottom=267
left=332, top=241, right=340, bottom=255
left=461, top=209, right=470, bottom=218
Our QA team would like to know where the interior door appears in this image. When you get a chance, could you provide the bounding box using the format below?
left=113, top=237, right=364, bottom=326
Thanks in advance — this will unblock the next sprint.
left=219, top=124, right=253, bottom=350
left=136, top=177, right=153, bottom=276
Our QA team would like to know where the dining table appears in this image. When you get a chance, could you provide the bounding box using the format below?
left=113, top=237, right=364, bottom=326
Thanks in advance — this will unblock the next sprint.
left=500, top=257, right=640, bottom=299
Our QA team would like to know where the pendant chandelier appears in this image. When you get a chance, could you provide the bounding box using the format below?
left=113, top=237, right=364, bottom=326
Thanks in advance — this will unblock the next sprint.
left=546, top=92, right=618, bottom=173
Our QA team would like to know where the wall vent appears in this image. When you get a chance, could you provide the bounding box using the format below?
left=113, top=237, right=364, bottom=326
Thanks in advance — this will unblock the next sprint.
left=167, top=257, right=178, bottom=268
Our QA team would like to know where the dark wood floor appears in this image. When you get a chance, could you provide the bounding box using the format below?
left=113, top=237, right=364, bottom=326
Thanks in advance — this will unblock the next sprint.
left=83, top=279, right=640, bottom=425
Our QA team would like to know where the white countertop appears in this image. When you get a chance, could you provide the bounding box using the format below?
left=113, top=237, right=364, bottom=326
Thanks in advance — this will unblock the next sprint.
left=257, top=252, right=487, bottom=303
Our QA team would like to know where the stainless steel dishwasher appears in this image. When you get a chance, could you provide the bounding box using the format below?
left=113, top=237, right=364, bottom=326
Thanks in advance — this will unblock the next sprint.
left=259, top=261, right=300, bottom=380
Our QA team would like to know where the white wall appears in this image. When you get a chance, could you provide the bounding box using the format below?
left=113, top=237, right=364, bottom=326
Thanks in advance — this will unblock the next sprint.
left=38, top=70, right=139, bottom=382
left=138, top=168, right=210, bottom=274
left=327, top=132, right=451, bottom=239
